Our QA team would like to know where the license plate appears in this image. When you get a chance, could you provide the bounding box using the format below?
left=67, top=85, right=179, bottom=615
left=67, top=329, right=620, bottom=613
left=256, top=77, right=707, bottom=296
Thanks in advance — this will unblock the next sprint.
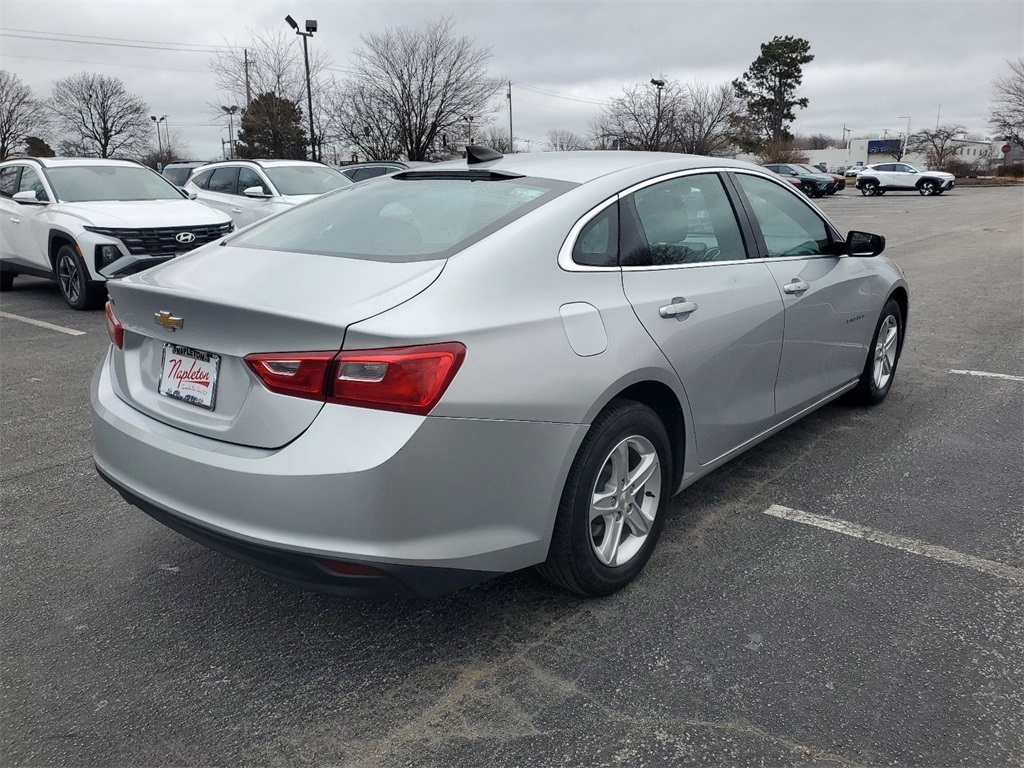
left=159, top=343, right=220, bottom=410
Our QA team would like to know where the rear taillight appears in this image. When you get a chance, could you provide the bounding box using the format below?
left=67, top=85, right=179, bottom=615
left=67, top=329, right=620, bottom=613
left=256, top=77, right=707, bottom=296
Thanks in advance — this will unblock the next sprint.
left=244, top=343, right=465, bottom=416
left=105, top=301, right=123, bottom=349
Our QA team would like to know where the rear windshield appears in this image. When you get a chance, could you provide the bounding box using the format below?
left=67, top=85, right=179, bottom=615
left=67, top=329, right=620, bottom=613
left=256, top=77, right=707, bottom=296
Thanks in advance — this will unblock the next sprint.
left=48, top=166, right=183, bottom=202
left=229, top=174, right=574, bottom=261
left=163, top=166, right=200, bottom=186
left=264, top=165, right=352, bottom=196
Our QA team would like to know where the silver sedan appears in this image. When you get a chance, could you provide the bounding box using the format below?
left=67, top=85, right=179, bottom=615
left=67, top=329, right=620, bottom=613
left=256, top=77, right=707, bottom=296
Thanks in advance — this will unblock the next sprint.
left=92, top=148, right=908, bottom=597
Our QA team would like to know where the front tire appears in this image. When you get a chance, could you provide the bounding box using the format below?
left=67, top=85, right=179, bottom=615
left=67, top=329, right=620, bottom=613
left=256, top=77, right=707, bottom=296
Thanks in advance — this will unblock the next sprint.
left=919, top=180, right=938, bottom=196
left=850, top=299, right=903, bottom=405
left=537, top=400, right=673, bottom=596
left=861, top=180, right=879, bottom=196
left=56, top=244, right=103, bottom=310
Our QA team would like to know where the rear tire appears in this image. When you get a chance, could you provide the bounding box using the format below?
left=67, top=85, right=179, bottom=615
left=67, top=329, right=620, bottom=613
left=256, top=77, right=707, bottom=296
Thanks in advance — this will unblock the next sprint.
left=537, top=399, right=673, bottom=596
left=0, top=271, right=13, bottom=291
left=850, top=299, right=903, bottom=405
left=56, top=244, right=104, bottom=310
left=861, top=180, right=879, bottom=196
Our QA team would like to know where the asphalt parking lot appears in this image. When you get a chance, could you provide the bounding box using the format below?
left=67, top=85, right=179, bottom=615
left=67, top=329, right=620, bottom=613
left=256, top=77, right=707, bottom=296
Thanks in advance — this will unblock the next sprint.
left=1, top=185, right=1022, bottom=767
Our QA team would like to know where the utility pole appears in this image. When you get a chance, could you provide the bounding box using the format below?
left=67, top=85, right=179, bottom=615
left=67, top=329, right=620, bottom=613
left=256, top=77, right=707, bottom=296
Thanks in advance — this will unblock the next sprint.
left=507, top=81, right=513, bottom=153
left=221, top=106, right=238, bottom=158
left=244, top=48, right=252, bottom=108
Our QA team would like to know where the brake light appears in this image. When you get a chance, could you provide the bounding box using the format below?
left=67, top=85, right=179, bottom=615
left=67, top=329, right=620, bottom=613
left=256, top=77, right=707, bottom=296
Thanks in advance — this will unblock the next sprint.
left=243, top=343, right=465, bottom=415
left=243, top=351, right=335, bottom=400
left=105, top=301, right=123, bottom=349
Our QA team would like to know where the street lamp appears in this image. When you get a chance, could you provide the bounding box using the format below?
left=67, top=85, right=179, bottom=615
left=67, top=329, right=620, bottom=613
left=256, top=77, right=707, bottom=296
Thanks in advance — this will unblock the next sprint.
left=221, top=105, right=238, bottom=158
left=285, top=14, right=318, bottom=161
left=149, top=115, right=166, bottom=155
left=650, top=78, right=666, bottom=150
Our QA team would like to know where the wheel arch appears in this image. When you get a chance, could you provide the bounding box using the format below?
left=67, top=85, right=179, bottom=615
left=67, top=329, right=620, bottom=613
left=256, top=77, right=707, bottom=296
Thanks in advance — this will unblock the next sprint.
left=47, top=229, right=79, bottom=273
left=887, top=285, right=910, bottom=344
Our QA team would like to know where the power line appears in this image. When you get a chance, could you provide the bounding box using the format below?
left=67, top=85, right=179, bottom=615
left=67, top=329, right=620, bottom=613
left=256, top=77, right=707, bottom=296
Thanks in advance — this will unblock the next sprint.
left=2, top=52, right=210, bottom=74
left=512, top=81, right=609, bottom=106
left=0, top=30, right=227, bottom=53
left=1, top=26, right=228, bottom=50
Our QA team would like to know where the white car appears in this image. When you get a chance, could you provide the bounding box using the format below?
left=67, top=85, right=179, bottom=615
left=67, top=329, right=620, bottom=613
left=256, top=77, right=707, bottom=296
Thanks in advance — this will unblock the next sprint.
left=0, top=157, right=234, bottom=309
left=855, top=162, right=955, bottom=196
left=185, top=159, right=352, bottom=227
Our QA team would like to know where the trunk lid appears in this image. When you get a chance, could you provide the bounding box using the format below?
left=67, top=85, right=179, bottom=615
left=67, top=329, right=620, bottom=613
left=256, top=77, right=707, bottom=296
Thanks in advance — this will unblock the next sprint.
left=106, top=244, right=445, bottom=448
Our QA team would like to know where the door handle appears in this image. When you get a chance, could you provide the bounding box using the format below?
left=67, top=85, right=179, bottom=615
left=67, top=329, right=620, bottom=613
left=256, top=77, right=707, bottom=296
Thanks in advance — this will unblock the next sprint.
left=659, top=299, right=699, bottom=319
left=230, top=208, right=243, bottom=214
left=10, top=217, right=20, bottom=224
left=783, top=280, right=810, bottom=294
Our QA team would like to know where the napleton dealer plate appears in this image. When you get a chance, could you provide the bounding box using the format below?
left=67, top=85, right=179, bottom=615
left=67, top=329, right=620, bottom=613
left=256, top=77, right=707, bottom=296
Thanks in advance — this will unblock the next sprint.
left=158, top=343, right=220, bottom=410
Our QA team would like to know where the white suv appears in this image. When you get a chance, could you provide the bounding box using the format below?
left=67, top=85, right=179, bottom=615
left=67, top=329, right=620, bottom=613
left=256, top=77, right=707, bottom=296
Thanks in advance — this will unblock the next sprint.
left=185, top=159, right=352, bottom=227
left=0, top=157, right=234, bottom=309
left=855, top=162, right=956, bottom=196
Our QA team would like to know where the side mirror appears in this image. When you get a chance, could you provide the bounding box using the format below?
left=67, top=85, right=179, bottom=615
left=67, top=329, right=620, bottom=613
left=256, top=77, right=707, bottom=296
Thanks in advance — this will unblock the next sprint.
left=188, top=191, right=198, bottom=200
left=13, top=190, right=47, bottom=205
left=242, top=186, right=270, bottom=198
left=846, top=230, right=886, bottom=258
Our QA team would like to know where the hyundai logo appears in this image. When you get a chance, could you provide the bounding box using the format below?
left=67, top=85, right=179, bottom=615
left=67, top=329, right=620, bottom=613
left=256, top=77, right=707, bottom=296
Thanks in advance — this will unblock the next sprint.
left=175, top=232, right=196, bottom=244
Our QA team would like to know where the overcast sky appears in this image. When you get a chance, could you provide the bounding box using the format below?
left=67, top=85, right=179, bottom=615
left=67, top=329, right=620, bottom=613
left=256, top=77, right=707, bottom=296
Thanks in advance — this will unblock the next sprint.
left=2, top=0, right=1021, bottom=160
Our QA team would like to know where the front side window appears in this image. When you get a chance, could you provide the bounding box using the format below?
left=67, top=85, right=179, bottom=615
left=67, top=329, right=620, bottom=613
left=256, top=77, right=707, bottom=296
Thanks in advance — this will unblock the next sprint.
left=735, top=173, right=831, bottom=258
left=46, top=165, right=183, bottom=202
left=191, top=169, right=214, bottom=190
left=263, top=165, right=351, bottom=196
left=895, top=164, right=917, bottom=173
left=0, top=166, right=20, bottom=198
left=237, top=167, right=269, bottom=195
left=623, top=173, right=747, bottom=266
left=18, top=168, right=48, bottom=201
left=230, top=174, right=573, bottom=262
left=207, top=167, right=238, bottom=195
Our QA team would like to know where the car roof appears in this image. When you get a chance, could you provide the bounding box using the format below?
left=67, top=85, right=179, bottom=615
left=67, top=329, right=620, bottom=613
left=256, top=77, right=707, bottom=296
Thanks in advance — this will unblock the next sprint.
left=198, top=159, right=333, bottom=170
left=0, top=156, right=145, bottom=169
left=427, top=150, right=763, bottom=185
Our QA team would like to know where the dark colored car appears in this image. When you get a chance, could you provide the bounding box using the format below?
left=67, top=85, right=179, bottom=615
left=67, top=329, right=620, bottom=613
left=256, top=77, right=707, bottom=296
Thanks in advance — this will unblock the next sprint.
left=761, top=163, right=837, bottom=197
left=336, top=161, right=409, bottom=182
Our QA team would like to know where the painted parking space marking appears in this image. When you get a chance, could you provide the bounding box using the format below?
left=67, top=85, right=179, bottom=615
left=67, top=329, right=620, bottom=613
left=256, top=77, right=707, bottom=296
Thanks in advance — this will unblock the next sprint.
left=0, top=311, right=87, bottom=337
left=949, top=369, right=1024, bottom=383
left=763, top=505, right=1024, bottom=585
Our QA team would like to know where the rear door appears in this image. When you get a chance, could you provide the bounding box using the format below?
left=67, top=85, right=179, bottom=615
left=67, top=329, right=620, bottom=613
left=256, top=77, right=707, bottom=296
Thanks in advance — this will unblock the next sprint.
left=199, top=166, right=241, bottom=222
left=730, top=172, right=875, bottom=420
left=619, top=171, right=785, bottom=465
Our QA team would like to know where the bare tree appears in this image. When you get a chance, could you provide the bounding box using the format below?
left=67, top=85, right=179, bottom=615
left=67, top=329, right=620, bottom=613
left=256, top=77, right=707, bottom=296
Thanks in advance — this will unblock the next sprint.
left=481, top=126, right=513, bottom=153
left=758, top=138, right=808, bottom=164
left=139, top=128, right=191, bottom=169
left=329, top=82, right=403, bottom=161
left=0, top=70, right=50, bottom=160
left=793, top=133, right=840, bottom=150
left=547, top=129, right=588, bottom=151
left=49, top=73, right=150, bottom=158
left=989, top=57, right=1024, bottom=149
left=906, top=124, right=968, bottom=170
left=677, top=82, right=742, bottom=156
left=339, top=18, right=502, bottom=161
left=596, top=80, right=688, bottom=151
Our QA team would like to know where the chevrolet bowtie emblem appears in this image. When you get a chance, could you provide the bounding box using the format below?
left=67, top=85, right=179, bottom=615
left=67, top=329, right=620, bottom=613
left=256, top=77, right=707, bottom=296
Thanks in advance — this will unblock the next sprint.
left=154, top=311, right=183, bottom=331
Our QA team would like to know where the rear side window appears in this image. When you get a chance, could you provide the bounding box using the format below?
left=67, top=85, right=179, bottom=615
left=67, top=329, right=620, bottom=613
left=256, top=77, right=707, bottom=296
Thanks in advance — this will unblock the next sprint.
left=623, top=173, right=747, bottom=266
left=572, top=203, right=618, bottom=267
left=208, top=167, right=238, bottom=194
left=230, top=175, right=574, bottom=262
left=0, top=166, right=19, bottom=198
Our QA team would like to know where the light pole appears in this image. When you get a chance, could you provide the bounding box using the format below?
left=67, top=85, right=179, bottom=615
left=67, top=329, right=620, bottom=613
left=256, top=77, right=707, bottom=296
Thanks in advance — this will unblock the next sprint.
left=221, top=105, right=238, bottom=158
left=285, top=15, right=317, bottom=161
left=650, top=78, right=666, bottom=151
left=465, top=115, right=474, bottom=145
left=898, top=116, right=912, bottom=159
left=149, top=115, right=165, bottom=155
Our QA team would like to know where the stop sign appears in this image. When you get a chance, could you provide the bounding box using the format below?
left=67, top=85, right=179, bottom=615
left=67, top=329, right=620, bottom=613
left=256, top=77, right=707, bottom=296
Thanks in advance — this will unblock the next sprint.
left=1002, top=144, right=1012, bottom=154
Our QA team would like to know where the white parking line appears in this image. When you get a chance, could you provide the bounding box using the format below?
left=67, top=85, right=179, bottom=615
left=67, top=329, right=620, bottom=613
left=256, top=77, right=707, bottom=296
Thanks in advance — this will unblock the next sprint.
left=0, top=310, right=87, bottom=337
left=949, top=369, right=1024, bottom=383
left=763, top=505, right=1024, bottom=585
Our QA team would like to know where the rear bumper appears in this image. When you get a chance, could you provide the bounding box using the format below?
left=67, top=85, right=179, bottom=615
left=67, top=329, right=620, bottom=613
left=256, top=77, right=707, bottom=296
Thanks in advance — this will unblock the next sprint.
left=91, top=352, right=586, bottom=595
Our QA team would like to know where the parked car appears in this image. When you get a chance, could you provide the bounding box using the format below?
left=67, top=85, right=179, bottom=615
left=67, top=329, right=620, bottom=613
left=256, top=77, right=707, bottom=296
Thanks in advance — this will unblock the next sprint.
left=760, top=163, right=837, bottom=197
left=337, top=161, right=409, bottom=182
left=185, top=159, right=352, bottom=227
left=855, top=163, right=955, bottom=196
left=162, top=160, right=208, bottom=188
left=845, top=166, right=866, bottom=180
left=0, top=157, right=233, bottom=309
left=795, top=164, right=845, bottom=192
left=93, top=148, right=907, bottom=598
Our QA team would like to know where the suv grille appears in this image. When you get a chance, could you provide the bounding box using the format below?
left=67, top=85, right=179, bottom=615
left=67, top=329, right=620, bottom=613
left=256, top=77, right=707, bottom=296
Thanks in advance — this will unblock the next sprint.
left=84, top=222, right=233, bottom=256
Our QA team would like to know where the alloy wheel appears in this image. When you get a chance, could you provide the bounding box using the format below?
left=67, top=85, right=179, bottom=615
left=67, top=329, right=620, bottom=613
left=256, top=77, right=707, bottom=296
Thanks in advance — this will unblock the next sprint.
left=873, top=315, right=899, bottom=390
left=589, top=435, right=662, bottom=567
left=57, top=252, right=81, bottom=304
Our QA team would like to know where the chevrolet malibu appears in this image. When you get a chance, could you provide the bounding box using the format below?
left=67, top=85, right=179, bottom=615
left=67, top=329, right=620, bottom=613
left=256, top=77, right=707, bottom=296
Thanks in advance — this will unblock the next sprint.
left=92, top=148, right=908, bottom=598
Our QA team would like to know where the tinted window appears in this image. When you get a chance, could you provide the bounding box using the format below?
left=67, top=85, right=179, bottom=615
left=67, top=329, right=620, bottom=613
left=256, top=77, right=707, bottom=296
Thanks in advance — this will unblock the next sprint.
left=624, top=174, right=746, bottom=266
left=208, top=167, right=238, bottom=195
left=230, top=175, right=573, bottom=261
left=191, top=169, right=214, bottom=190
left=736, top=174, right=831, bottom=258
left=350, top=167, right=389, bottom=182
left=46, top=166, right=182, bottom=202
left=263, top=165, right=351, bottom=196
left=238, top=167, right=269, bottom=194
left=0, top=167, right=19, bottom=198
left=18, top=168, right=48, bottom=201
left=163, top=167, right=194, bottom=186
left=573, top=203, right=618, bottom=267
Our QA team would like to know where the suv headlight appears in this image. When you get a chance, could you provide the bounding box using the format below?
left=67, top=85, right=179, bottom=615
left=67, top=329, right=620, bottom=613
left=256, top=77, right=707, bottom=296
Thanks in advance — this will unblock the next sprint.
left=95, top=244, right=122, bottom=270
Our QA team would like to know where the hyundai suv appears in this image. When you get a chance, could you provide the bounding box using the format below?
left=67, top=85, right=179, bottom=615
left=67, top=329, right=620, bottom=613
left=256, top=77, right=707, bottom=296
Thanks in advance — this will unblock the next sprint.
left=185, top=159, right=351, bottom=227
left=855, top=163, right=955, bottom=196
left=0, top=158, right=234, bottom=309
